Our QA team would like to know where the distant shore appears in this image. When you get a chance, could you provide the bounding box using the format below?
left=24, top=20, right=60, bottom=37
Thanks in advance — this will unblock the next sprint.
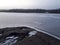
left=0, top=9, right=60, bottom=13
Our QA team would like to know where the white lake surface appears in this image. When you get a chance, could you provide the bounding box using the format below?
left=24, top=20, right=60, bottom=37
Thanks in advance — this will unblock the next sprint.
left=0, top=12, right=60, bottom=39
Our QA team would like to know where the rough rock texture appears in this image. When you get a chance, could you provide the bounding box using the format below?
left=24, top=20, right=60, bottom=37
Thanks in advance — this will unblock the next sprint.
left=0, top=27, right=60, bottom=45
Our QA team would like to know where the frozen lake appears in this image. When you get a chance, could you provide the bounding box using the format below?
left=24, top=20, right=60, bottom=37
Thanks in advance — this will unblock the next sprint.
left=0, top=12, right=60, bottom=39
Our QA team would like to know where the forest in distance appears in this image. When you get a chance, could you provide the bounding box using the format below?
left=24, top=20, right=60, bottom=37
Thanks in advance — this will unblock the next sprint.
left=0, top=9, right=60, bottom=13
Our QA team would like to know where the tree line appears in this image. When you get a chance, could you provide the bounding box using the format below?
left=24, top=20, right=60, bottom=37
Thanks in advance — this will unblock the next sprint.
left=0, top=9, right=60, bottom=13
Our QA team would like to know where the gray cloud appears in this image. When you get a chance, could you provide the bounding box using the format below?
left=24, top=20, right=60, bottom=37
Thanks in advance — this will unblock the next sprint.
left=29, top=0, right=60, bottom=9
left=0, top=0, right=60, bottom=9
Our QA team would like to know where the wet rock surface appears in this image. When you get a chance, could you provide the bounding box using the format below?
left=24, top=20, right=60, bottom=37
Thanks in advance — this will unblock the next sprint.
left=0, top=27, right=60, bottom=45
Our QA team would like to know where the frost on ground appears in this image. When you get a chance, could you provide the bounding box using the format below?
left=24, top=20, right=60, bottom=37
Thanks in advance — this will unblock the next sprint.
left=0, top=36, right=18, bottom=45
left=28, top=31, right=37, bottom=37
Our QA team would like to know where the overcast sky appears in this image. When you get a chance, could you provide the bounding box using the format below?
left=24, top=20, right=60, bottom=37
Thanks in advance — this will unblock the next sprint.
left=0, top=0, right=60, bottom=9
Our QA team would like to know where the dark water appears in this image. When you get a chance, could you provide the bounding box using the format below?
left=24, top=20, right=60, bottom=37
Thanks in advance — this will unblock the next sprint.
left=0, top=12, right=60, bottom=39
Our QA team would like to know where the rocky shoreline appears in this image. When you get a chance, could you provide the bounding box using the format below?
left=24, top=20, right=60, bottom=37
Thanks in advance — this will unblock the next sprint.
left=0, top=27, right=60, bottom=45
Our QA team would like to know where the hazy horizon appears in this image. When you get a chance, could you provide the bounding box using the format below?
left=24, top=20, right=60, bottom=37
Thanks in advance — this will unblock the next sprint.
left=0, top=0, right=60, bottom=9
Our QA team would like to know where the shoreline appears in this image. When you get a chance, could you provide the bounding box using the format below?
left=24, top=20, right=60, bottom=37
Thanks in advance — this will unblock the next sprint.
left=0, top=12, right=60, bottom=14
left=0, top=26, right=60, bottom=45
